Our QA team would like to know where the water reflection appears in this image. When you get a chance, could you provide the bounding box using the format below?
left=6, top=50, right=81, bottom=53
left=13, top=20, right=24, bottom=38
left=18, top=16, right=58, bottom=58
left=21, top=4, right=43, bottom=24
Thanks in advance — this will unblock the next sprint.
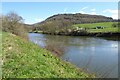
left=28, top=33, right=118, bottom=78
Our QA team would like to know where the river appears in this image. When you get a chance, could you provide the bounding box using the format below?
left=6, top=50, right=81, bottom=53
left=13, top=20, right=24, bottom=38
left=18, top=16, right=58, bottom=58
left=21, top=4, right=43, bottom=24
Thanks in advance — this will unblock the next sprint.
left=28, top=33, right=118, bottom=78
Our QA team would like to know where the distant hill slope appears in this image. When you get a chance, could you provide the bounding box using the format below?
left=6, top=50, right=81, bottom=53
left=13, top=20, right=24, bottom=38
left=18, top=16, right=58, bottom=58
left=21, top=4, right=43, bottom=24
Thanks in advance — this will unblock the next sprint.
left=35, top=13, right=113, bottom=26
left=32, top=13, right=115, bottom=33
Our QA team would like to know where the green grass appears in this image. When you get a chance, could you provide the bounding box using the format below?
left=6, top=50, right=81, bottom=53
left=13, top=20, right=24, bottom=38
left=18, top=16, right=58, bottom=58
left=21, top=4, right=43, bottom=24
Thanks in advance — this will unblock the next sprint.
left=2, top=32, right=94, bottom=78
left=73, top=22, right=119, bottom=33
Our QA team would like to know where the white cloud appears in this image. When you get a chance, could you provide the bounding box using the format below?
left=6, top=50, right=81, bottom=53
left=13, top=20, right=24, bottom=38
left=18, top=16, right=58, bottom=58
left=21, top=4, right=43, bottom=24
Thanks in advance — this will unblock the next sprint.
left=112, top=14, right=118, bottom=19
left=79, top=11, right=86, bottom=14
left=102, top=9, right=118, bottom=19
left=102, top=9, right=117, bottom=14
left=80, top=7, right=97, bottom=15
left=81, top=7, right=88, bottom=10
left=79, top=10, right=96, bottom=15
left=91, top=8, right=96, bottom=11
left=90, top=12, right=96, bottom=15
left=79, top=8, right=119, bottom=19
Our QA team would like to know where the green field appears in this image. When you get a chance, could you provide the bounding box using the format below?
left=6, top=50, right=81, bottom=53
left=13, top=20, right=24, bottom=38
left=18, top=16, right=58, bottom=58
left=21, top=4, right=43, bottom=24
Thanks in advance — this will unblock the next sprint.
left=2, top=32, right=94, bottom=78
left=73, top=22, right=119, bottom=33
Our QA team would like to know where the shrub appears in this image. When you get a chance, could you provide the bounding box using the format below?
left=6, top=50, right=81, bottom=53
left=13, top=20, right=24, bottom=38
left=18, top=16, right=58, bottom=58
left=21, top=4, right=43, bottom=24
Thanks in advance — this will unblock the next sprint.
left=2, top=12, right=28, bottom=39
left=112, top=23, right=118, bottom=27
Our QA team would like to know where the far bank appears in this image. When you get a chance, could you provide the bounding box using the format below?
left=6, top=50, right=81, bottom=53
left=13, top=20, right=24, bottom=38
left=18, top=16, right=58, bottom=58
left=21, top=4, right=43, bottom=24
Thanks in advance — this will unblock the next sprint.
left=31, top=22, right=120, bottom=37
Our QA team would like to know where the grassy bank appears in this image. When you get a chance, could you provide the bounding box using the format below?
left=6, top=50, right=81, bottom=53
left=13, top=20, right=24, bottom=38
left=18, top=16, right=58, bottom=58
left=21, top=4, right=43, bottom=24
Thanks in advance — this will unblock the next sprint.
left=73, top=22, right=119, bottom=33
left=2, top=32, right=94, bottom=78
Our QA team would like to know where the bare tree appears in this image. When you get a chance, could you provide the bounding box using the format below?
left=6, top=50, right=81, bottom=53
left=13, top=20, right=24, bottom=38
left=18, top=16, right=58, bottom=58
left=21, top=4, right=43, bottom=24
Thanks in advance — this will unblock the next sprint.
left=2, top=12, right=24, bottom=33
left=2, top=12, right=27, bottom=39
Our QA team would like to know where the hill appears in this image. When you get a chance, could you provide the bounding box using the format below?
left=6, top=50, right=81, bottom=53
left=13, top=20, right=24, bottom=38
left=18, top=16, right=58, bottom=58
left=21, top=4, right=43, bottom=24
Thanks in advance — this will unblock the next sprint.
left=32, top=13, right=115, bottom=32
left=45, top=13, right=113, bottom=24
left=34, top=13, right=113, bottom=27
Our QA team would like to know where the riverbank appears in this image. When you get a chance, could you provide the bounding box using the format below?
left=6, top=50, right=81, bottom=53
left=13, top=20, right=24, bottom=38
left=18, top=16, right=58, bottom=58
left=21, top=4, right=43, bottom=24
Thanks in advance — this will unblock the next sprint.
left=32, top=22, right=120, bottom=37
left=2, top=32, right=94, bottom=78
left=31, top=30, right=120, bottom=39
left=33, top=31, right=120, bottom=37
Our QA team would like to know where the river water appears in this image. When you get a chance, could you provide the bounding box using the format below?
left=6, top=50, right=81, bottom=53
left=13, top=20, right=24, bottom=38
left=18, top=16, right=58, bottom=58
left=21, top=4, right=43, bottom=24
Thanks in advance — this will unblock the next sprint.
left=28, top=33, right=118, bottom=78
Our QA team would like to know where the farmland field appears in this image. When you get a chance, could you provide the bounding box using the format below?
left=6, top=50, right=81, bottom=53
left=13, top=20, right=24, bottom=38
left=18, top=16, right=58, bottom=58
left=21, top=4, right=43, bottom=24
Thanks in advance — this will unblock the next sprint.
left=73, top=22, right=119, bottom=33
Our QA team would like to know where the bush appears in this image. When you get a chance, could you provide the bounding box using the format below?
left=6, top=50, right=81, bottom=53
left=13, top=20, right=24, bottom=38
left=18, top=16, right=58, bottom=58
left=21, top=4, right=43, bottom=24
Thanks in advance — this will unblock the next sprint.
left=2, top=12, right=28, bottom=39
left=112, top=23, right=118, bottom=27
